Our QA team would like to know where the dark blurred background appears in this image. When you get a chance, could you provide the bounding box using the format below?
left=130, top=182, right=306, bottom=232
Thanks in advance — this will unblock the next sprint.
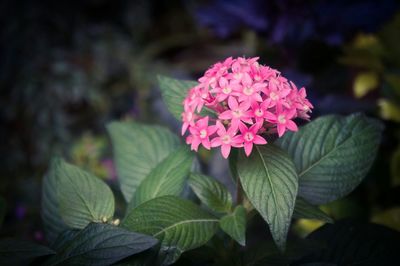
left=1, top=0, right=400, bottom=244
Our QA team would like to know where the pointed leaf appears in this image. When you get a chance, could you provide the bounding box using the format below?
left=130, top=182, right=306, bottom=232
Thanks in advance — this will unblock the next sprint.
left=276, top=113, right=383, bottom=204
left=123, top=196, right=219, bottom=265
left=220, top=205, right=247, bottom=246
left=188, top=173, right=233, bottom=213
left=132, top=147, right=193, bottom=208
left=157, top=75, right=198, bottom=120
left=41, top=159, right=69, bottom=243
left=44, top=223, right=157, bottom=266
left=0, top=238, right=55, bottom=265
left=237, top=145, right=298, bottom=250
left=54, top=158, right=115, bottom=229
left=107, top=121, right=180, bottom=202
left=293, top=197, right=333, bottom=223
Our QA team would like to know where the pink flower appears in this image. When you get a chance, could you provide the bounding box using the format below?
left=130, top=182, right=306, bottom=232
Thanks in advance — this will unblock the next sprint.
left=219, top=96, right=253, bottom=130
left=186, top=117, right=217, bottom=151
left=181, top=57, right=313, bottom=158
left=268, top=107, right=298, bottom=137
left=236, top=122, right=267, bottom=156
left=211, top=122, right=243, bottom=158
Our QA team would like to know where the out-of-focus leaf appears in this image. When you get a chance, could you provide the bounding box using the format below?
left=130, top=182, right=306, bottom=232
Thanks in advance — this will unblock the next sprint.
left=237, top=145, right=298, bottom=251
left=293, top=219, right=325, bottom=238
left=353, top=72, right=378, bottom=98
left=391, top=147, right=400, bottom=187
left=44, top=223, right=157, bottom=266
left=122, top=196, right=219, bottom=265
left=188, top=173, right=233, bottom=214
left=53, top=158, right=115, bottom=229
left=276, top=113, right=383, bottom=205
left=220, top=205, right=246, bottom=246
left=300, top=220, right=400, bottom=265
left=41, top=159, right=69, bottom=243
left=107, top=121, right=180, bottom=202
left=378, top=99, right=400, bottom=122
left=132, top=147, right=193, bottom=208
left=293, top=197, right=333, bottom=223
left=371, top=207, right=400, bottom=232
left=0, top=238, right=55, bottom=265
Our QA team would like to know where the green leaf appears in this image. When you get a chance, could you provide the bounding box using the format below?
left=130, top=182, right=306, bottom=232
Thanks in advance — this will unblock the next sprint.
left=188, top=173, right=233, bottom=213
left=293, top=197, right=333, bottom=223
left=237, top=145, right=298, bottom=251
left=107, top=121, right=180, bottom=202
left=276, top=113, right=383, bottom=205
left=44, top=223, right=157, bottom=266
left=220, top=205, right=247, bottom=246
left=304, top=220, right=400, bottom=265
left=54, top=158, right=115, bottom=229
left=157, top=75, right=198, bottom=120
left=41, top=159, right=69, bottom=243
left=0, top=238, right=55, bottom=265
left=122, top=196, right=219, bottom=265
left=132, top=147, right=193, bottom=208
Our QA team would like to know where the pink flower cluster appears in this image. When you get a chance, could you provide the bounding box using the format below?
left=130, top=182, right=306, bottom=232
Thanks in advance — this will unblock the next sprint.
left=182, top=57, right=313, bottom=158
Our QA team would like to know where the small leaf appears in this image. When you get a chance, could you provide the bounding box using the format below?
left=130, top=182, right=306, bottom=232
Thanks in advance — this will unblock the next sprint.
left=157, top=75, right=198, bottom=120
left=237, top=145, right=298, bottom=251
left=41, top=159, right=69, bottom=243
left=107, top=121, right=180, bottom=202
left=371, top=207, right=400, bottom=232
left=54, top=158, right=115, bottom=229
left=132, top=147, right=193, bottom=208
left=0, top=238, right=55, bottom=265
left=220, top=205, right=247, bottom=246
left=276, top=113, right=383, bottom=205
left=293, top=197, right=333, bottom=223
left=123, top=196, right=219, bottom=265
left=44, top=223, right=157, bottom=266
left=188, top=173, right=233, bottom=213
left=353, top=71, right=378, bottom=98
left=378, top=99, right=400, bottom=122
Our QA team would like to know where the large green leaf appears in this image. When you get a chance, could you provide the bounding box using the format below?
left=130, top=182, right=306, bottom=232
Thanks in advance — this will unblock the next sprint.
left=41, top=159, right=69, bottom=243
left=44, top=223, right=157, bottom=266
left=276, top=113, right=383, bottom=204
left=237, top=145, right=298, bottom=250
left=188, top=173, right=233, bottom=213
left=54, top=158, right=115, bottom=229
left=107, top=121, right=180, bottom=202
left=132, top=147, right=193, bottom=208
left=157, top=75, right=198, bottom=120
left=0, top=238, right=55, bottom=265
left=122, top=196, right=219, bottom=265
left=220, top=205, right=247, bottom=246
left=293, top=197, right=333, bottom=223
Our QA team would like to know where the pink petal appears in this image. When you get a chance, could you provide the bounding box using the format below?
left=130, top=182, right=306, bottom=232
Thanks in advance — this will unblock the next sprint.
left=197, top=117, right=209, bottom=128
left=228, top=96, right=238, bottom=109
left=277, top=124, right=286, bottom=137
left=253, top=135, right=267, bottom=145
left=191, top=138, right=201, bottom=151
left=181, top=123, right=189, bottom=135
left=202, top=138, right=211, bottom=150
left=211, top=138, right=222, bottom=147
left=244, top=142, right=253, bottom=156
left=219, top=110, right=232, bottom=120
left=221, top=144, right=231, bottom=159
left=286, top=120, right=298, bottom=131
left=238, top=122, right=248, bottom=134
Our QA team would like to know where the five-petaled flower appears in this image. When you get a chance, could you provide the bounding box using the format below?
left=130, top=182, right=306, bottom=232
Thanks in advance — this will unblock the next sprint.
left=181, top=57, right=313, bottom=158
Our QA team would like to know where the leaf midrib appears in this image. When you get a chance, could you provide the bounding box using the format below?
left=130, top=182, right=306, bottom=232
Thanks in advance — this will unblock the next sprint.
left=298, top=122, right=370, bottom=178
left=153, top=219, right=218, bottom=237
left=255, top=146, right=278, bottom=214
